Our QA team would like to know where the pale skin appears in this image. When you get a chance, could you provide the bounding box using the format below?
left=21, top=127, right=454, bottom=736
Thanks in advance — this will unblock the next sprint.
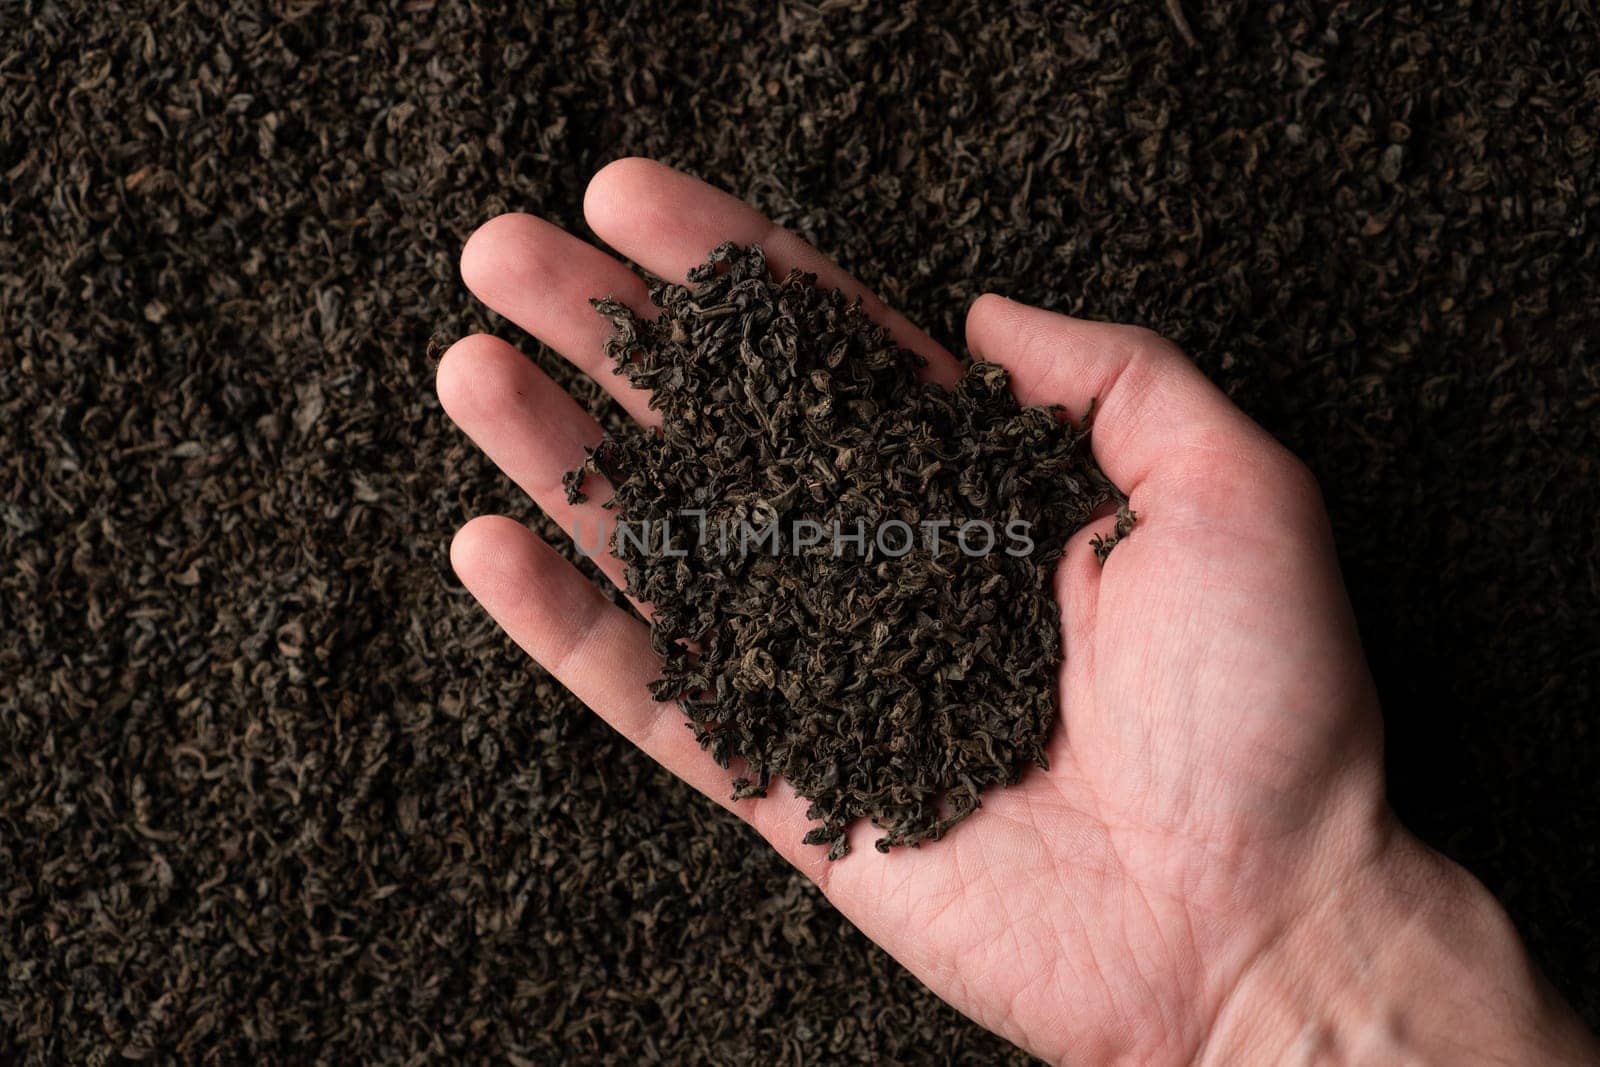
left=439, top=158, right=1599, bottom=1065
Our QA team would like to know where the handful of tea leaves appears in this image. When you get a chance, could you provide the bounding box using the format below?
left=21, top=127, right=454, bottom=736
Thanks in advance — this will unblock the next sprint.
left=566, top=244, right=1127, bottom=858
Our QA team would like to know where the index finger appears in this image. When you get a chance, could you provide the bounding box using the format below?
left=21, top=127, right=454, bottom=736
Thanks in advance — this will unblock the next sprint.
left=582, top=157, right=962, bottom=387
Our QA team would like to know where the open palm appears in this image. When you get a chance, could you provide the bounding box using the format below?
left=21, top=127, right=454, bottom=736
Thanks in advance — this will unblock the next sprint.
left=440, top=159, right=1397, bottom=1064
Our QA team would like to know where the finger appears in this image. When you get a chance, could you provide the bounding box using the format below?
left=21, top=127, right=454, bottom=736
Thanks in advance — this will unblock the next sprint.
left=583, top=156, right=962, bottom=386
left=1028, top=506, right=1126, bottom=774
left=437, top=333, right=630, bottom=591
left=1056, top=515, right=1116, bottom=657
left=460, top=212, right=660, bottom=426
left=965, top=294, right=1291, bottom=500
left=450, top=515, right=834, bottom=883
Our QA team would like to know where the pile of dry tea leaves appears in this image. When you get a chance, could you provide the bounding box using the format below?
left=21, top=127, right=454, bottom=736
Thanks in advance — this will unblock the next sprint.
left=567, top=243, right=1127, bottom=858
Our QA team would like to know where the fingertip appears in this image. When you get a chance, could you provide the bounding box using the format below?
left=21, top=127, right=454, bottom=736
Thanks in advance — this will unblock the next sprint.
left=461, top=212, right=527, bottom=292
left=964, top=293, right=1017, bottom=359
left=450, top=514, right=523, bottom=587
left=449, top=517, right=613, bottom=666
left=462, top=212, right=578, bottom=311
left=583, top=156, right=662, bottom=238
left=967, top=291, right=1015, bottom=319
left=435, top=333, right=523, bottom=425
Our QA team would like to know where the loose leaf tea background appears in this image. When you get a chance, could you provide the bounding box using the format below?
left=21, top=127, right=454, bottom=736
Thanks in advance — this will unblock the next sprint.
left=2, top=1, right=1596, bottom=1063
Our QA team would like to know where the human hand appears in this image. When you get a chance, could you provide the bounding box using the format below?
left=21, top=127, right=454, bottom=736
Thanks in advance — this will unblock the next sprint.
left=438, top=159, right=1597, bottom=1064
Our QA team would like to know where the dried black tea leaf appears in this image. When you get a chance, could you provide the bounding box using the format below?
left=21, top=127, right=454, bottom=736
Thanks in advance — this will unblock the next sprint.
left=567, top=244, right=1128, bottom=858
left=8, top=0, right=1597, bottom=1059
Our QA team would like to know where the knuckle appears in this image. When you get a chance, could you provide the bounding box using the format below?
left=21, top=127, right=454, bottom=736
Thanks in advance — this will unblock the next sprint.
left=1250, top=443, right=1324, bottom=511
left=1118, top=323, right=1186, bottom=363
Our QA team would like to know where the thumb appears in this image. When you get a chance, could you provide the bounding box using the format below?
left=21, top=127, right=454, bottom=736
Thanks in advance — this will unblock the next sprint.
left=964, top=295, right=1297, bottom=505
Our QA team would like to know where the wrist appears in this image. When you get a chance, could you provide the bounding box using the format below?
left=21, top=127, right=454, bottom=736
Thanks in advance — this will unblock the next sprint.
left=1200, top=819, right=1596, bottom=1065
